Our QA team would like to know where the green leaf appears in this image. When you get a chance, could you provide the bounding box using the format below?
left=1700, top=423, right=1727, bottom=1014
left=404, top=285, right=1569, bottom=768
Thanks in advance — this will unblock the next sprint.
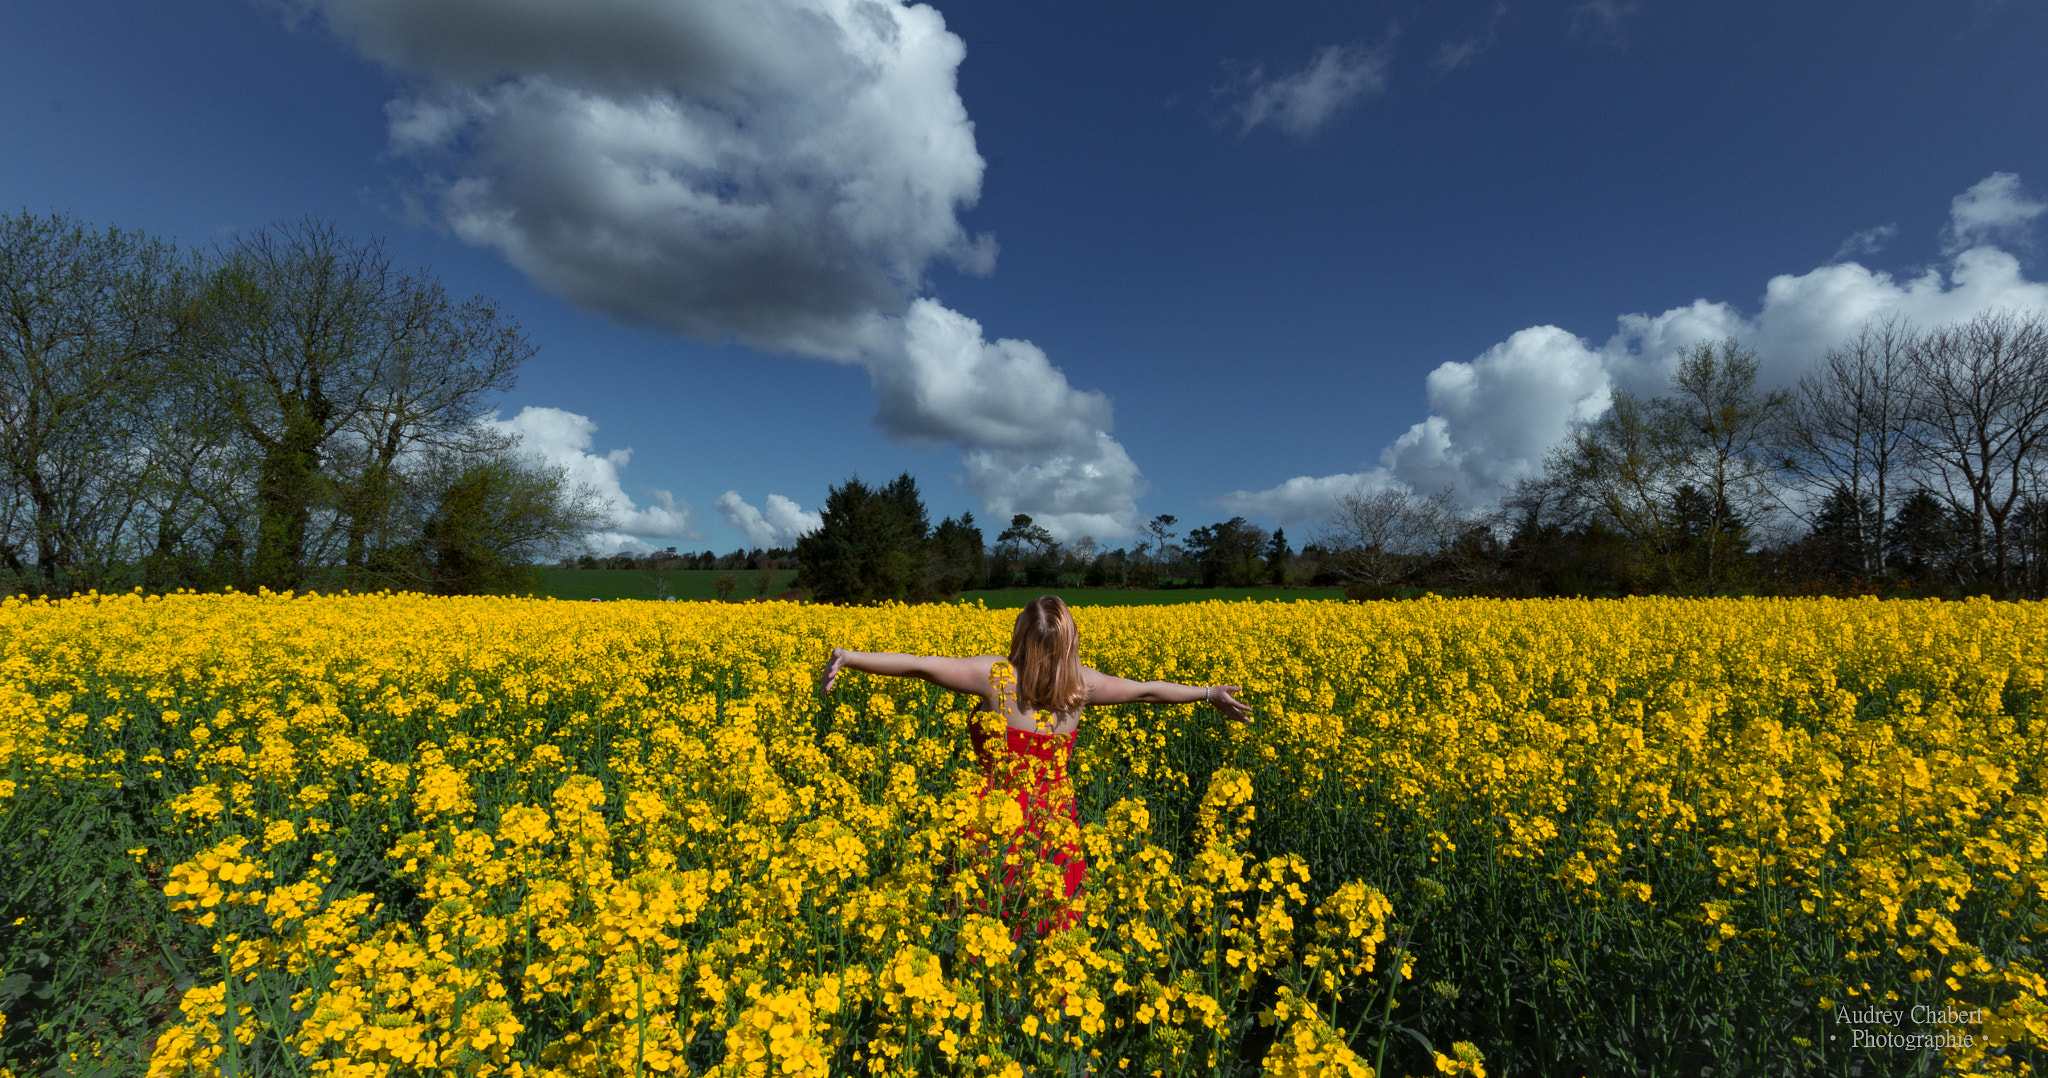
left=0, top=969, right=31, bottom=1009
left=1394, top=1024, right=1435, bottom=1057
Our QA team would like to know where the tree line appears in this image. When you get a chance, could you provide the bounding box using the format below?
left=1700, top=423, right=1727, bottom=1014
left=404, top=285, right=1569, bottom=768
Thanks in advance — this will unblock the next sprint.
left=21, top=207, right=2041, bottom=603
left=785, top=470, right=1328, bottom=602
left=563, top=547, right=797, bottom=574
left=1323, top=313, right=2048, bottom=599
left=791, top=310, right=2048, bottom=603
left=1503, top=314, right=2048, bottom=597
left=0, top=211, right=607, bottom=597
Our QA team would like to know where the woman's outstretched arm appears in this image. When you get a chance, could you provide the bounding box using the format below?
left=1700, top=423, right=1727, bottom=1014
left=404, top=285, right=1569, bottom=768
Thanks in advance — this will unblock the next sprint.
left=1084, top=668, right=1252, bottom=723
left=819, top=647, right=999, bottom=698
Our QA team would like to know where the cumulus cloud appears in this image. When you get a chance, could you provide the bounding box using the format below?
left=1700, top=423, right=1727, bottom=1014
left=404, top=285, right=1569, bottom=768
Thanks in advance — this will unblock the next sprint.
left=1942, top=172, right=2045, bottom=255
left=1431, top=4, right=1506, bottom=73
left=874, top=300, right=1144, bottom=538
left=876, top=300, right=1112, bottom=453
left=964, top=433, right=1147, bottom=542
left=1221, top=173, right=2048, bottom=525
left=1224, top=40, right=1394, bottom=139
left=307, top=0, right=991, bottom=353
left=288, top=0, right=1142, bottom=539
left=714, top=491, right=822, bottom=549
left=485, top=405, right=701, bottom=553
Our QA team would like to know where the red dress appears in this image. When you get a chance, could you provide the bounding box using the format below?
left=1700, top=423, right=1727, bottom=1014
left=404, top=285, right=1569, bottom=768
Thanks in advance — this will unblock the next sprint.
left=967, top=661, right=1088, bottom=938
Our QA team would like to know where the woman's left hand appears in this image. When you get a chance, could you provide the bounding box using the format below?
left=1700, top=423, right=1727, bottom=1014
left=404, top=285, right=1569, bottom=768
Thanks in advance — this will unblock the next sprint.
left=1211, top=686, right=1252, bottom=723
left=819, top=646, right=850, bottom=699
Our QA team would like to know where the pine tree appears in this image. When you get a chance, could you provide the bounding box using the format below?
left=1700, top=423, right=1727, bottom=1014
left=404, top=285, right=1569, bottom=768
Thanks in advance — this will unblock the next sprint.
left=793, top=472, right=931, bottom=603
left=1266, top=527, right=1291, bottom=585
left=928, top=512, right=984, bottom=596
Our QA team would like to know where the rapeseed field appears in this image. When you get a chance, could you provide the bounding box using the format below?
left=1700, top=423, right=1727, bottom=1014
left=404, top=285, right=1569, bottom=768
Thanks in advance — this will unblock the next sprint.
left=0, top=593, right=2042, bottom=1076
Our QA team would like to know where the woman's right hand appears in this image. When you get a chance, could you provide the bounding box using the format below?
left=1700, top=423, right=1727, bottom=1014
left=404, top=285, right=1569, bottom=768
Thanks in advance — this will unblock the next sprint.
left=1210, top=686, right=1252, bottom=723
left=820, top=646, right=850, bottom=699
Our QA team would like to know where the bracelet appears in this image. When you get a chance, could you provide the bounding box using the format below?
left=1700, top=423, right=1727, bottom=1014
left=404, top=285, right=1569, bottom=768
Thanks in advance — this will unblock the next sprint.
left=1202, top=686, right=1213, bottom=706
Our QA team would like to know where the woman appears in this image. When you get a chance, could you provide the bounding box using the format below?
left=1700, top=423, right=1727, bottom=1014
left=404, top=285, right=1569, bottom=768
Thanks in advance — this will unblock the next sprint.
left=819, top=595, right=1251, bottom=936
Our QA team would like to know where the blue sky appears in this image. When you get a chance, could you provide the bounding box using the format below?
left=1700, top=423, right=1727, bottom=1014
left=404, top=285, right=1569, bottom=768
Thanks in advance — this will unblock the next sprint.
left=6, top=0, right=2046, bottom=553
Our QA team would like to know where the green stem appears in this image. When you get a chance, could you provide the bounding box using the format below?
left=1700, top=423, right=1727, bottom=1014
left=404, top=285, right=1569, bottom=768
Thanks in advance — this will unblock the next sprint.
left=1373, top=924, right=1414, bottom=1078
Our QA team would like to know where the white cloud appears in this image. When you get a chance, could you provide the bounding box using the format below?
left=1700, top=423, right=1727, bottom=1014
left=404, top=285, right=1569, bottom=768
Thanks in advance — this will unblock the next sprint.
left=1831, top=223, right=1898, bottom=264
left=875, top=300, right=1112, bottom=453
left=862, top=300, right=1145, bottom=539
left=1225, top=40, right=1393, bottom=139
left=291, top=0, right=1141, bottom=537
left=965, top=433, right=1147, bottom=542
left=714, top=491, right=822, bottom=549
left=1942, top=172, right=2045, bottom=254
left=329, top=0, right=991, bottom=354
left=484, top=405, right=701, bottom=552
left=1431, top=5, right=1506, bottom=73
left=1213, top=470, right=1404, bottom=524
left=1221, top=173, right=2048, bottom=525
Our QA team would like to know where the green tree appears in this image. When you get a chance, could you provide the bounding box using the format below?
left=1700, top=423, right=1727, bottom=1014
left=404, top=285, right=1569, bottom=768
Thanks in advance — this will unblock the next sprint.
left=1666, top=484, right=1753, bottom=589
left=1887, top=488, right=1969, bottom=588
left=996, top=513, right=1056, bottom=559
left=1184, top=517, right=1269, bottom=587
left=1266, top=526, right=1291, bottom=585
left=2012, top=498, right=2048, bottom=598
left=1549, top=338, right=1784, bottom=591
left=1659, top=339, right=1784, bottom=590
left=1549, top=388, right=1683, bottom=587
left=189, top=218, right=533, bottom=590
left=995, top=512, right=1058, bottom=586
left=1143, top=514, right=1180, bottom=584
left=794, top=472, right=931, bottom=603
left=404, top=444, right=612, bottom=595
left=1796, top=485, right=1876, bottom=585
left=927, top=511, right=984, bottom=596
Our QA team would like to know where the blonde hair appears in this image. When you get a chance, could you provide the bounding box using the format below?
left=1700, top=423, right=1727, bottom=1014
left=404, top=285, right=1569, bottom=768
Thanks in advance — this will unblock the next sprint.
left=1008, top=595, right=1089, bottom=715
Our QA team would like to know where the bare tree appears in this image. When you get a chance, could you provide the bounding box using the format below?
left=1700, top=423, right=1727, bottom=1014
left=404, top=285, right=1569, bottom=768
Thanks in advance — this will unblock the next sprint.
left=1408, top=487, right=1495, bottom=590
left=641, top=546, right=682, bottom=600
left=1319, top=485, right=1448, bottom=586
left=1141, top=514, right=1179, bottom=582
left=1778, top=315, right=1916, bottom=578
left=1409, top=486, right=1473, bottom=557
left=132, top=352, right=251, bottom=590
left=1902, top=308, right=2048, bottom=594
left=0, top=211, right=193, bottom=593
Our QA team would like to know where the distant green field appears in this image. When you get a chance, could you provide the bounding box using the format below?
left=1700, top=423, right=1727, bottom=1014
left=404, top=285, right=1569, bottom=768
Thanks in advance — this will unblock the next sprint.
left=527, top=568, right=797, bottom=601
left=960, top=586, right=1345, bottom=607
left=525, top=568, right=1343, bottom=605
